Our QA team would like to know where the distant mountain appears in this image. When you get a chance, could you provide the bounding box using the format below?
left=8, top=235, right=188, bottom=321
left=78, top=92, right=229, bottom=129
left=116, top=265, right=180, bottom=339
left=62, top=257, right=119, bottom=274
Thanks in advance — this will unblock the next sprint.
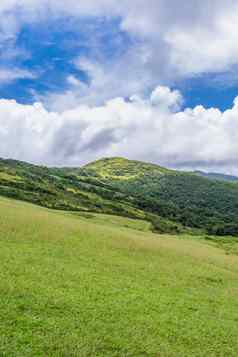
left=195, top=170, right=238, bottom=182
left=1, top=156, right=238, bottom=236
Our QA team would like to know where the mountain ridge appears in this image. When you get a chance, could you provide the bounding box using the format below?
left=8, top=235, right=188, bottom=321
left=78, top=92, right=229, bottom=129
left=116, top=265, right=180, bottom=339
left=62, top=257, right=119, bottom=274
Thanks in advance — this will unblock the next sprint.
left=195, top=170, right=238, bottom=182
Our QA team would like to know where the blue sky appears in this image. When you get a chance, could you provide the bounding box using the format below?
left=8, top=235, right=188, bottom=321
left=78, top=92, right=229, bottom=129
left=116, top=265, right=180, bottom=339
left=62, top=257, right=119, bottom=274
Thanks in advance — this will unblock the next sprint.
left=0, top=8, right=238, bottom=111
left=178, top=76, right=238, bottom=111
left=0, top=15, right=133, bottom=105
left=1, top=1, right=238, bottom=172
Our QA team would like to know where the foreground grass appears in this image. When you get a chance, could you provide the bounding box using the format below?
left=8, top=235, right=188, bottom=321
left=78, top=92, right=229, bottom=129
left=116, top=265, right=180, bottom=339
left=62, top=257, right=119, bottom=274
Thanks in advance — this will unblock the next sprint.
left=0, top=197, right=238, bottom=356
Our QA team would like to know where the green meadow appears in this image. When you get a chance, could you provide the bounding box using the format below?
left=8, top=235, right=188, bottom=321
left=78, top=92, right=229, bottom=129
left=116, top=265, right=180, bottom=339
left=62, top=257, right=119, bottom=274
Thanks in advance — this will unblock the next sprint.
left=0, top=196, right=238, bottom=356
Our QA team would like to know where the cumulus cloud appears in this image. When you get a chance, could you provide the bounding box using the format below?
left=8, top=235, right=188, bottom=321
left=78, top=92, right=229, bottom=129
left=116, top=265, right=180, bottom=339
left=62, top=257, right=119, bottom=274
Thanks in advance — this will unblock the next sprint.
left=1, top=85, right=238, bottom=174
left=150, top=86, right=183, bottom=111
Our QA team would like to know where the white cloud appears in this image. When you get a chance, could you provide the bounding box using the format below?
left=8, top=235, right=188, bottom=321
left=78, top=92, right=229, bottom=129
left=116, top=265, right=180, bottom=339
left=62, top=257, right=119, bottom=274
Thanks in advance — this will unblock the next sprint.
left=0, top=68, right=35, bottom=84
left=45, top=50, right=155, bottom=110
left=1, top=85, right=238, bottom=174
left=67, top=75, right=84, bottom=87
left=150, top=86, right=183, bottom=111
left=1, top=1, right=238, bottom=104
left=116, top=0, right=238, bottom=76
left=165, top=6, right=238, bottom=75
left=18, top=0, right=237, bottom=110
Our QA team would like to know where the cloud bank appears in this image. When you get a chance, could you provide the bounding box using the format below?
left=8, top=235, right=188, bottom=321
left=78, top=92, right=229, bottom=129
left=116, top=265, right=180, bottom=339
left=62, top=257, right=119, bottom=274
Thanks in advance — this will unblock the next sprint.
left=1, top=86, right=238, bottom=174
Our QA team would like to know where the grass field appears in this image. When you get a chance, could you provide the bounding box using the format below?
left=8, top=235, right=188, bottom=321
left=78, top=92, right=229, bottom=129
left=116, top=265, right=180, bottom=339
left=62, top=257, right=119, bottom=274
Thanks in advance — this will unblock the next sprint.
left=0, top=197, right=238, bottom=356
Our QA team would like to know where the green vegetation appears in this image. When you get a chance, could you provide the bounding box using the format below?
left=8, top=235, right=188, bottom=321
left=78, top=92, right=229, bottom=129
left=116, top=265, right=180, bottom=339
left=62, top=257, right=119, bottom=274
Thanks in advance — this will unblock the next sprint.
left=0, top=157, right=189, bottom=235
left=72, top=212, right=152, bottom=232
left=0, top=196, right=238, bottom=356
left=2, top=156, right=238, bottom=236
left=85, top=158, right=238, bottom=236
left=84, top=156, right=170, bottom=179
left=0, top=158, right=146, bottom=218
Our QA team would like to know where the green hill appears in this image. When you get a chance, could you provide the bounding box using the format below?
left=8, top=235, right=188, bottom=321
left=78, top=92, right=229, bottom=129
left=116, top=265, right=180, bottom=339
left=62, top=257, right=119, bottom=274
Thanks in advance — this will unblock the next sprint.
left=84, top=158, right=238, bottom=236
left=1, top=196, right=238, bottom=356
left=1, top=156, right=238, bottom=236
left=0, top=157, right=147, bottom=217
left=84, top=156, right=171, bottom=178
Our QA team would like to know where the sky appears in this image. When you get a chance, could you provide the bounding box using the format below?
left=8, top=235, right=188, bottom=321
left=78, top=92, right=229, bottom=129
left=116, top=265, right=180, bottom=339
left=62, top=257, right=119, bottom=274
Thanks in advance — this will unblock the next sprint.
left=1, top=0, right=238, bottom=173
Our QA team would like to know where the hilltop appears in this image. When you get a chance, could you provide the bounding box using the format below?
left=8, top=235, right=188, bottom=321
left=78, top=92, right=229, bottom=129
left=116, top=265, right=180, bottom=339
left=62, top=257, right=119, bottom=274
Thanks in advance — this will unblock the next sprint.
left=1, top=156, right=238, bottom=235
left=84, top=157, right=171, bottom=178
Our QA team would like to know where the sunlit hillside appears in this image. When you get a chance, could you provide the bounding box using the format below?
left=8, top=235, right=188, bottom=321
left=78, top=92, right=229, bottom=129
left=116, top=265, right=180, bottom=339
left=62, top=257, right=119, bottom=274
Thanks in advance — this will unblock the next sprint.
left=2, top=157, right=238, bottom=236
left=0, top=196, right=238, bottom=356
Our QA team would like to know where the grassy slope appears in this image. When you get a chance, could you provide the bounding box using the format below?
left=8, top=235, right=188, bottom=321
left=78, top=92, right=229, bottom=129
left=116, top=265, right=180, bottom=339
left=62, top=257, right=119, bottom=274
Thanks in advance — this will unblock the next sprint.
left=1, top=196, right=238, bottom=356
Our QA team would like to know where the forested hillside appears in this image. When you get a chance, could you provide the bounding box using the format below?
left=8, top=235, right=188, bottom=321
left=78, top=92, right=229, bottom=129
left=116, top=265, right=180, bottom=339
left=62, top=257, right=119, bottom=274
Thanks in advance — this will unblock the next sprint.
left=1, top=156, right=238, bottom=236
left=83, top=158, right=238, bottom=236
